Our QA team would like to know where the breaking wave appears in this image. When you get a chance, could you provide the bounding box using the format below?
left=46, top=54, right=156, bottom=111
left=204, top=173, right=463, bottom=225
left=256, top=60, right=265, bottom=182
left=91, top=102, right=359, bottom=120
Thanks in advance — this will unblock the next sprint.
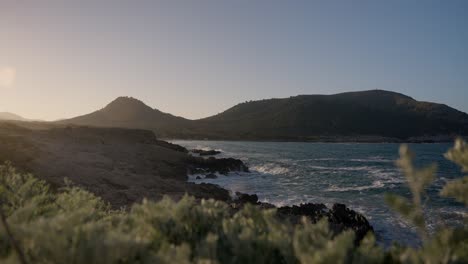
left=251, top=163, right=290, bottom=175
left=172, top=139, right=462, bottom=247
left=326, top=180, right=385, bottom=192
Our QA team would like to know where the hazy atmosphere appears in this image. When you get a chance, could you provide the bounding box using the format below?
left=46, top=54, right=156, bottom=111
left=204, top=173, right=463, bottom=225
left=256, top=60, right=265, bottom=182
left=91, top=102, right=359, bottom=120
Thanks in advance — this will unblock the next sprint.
left=1, top=0, right=467, bottom=120
left=1, top=1, right=468, bottom=263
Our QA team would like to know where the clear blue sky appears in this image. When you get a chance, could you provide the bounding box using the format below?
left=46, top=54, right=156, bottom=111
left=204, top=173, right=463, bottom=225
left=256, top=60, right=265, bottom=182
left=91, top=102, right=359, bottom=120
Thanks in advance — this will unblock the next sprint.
left=0, top=0, right=467, bottom=120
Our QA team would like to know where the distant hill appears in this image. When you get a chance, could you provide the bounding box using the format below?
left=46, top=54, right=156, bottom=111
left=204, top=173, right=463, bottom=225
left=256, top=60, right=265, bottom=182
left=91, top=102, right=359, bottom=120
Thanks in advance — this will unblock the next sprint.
left=0, top=112, right=28, bottom=121
left=60, top=91, right=468, bottom=141
left=61, top=96, right=193, bottom=137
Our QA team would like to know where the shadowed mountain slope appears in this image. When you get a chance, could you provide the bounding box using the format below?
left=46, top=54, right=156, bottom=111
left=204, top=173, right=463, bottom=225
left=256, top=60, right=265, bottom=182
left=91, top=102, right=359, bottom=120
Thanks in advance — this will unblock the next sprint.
left=0, top=112, right=28, bottom=121
left=62, top=97, right=193, bottom=137
left=60, top=90, right=468, bottom=141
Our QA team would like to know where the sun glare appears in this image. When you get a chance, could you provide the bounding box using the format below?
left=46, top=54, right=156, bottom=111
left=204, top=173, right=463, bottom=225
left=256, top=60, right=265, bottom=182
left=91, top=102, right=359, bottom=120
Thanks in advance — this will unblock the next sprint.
left=0, top=67, right=16, bottom=87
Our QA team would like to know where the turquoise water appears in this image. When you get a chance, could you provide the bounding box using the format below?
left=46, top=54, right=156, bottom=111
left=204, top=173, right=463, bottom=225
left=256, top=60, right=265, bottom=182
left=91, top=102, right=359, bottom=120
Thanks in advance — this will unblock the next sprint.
left=172, top=140, right=467, bottom=246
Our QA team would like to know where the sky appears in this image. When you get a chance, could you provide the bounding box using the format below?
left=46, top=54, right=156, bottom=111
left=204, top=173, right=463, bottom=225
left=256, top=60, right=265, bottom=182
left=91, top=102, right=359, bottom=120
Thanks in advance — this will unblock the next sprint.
left=0, top=0, right=467, bottom=121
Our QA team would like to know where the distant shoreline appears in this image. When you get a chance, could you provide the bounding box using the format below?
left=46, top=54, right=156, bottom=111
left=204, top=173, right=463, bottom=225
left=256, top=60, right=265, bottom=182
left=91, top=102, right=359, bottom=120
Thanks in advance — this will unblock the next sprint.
left=2, top=119, right=464, bottom=144
left=165, top=136, right=465, bottom=144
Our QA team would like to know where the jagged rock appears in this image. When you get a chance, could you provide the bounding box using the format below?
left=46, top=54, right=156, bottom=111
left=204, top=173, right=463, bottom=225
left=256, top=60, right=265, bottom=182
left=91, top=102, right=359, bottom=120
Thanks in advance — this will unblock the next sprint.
left=234, top=192, right=259, bottom=205
left=275, top=203, right=373, bottom=243
left=191, top=149, right=221, bottom=156
left=187, top=156, right=249, bottom=175
left=195, top=176, right=202, bottom=180
left=277, top=203, right=328, bottom=222
left=328, top=203, right=373, bottom=243
left=186, top=183, right=232, bottom=202
left=229, top=197, right=373, bottom=244
left=156, top=140, right=188, bottom=152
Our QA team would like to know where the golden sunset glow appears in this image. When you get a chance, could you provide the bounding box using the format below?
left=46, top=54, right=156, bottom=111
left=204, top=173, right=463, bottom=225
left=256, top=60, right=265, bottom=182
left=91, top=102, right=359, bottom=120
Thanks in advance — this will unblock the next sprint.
left=0, top=67, right=16, bottom=88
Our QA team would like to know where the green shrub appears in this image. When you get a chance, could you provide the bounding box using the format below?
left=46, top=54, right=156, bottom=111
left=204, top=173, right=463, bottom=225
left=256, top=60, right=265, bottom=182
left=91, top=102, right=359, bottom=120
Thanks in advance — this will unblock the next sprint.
left=0, top=140, right=467, bottom=263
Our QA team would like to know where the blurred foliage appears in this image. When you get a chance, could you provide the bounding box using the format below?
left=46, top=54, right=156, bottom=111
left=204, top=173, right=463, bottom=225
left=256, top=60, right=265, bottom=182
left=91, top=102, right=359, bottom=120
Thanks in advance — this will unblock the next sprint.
left=442, top=139, right=468, bottom=205
left=0, top=140, right=468, bottom=263
left=386, top=145, right=436, bottom=239
left=385, top=140, right=468, bottom=263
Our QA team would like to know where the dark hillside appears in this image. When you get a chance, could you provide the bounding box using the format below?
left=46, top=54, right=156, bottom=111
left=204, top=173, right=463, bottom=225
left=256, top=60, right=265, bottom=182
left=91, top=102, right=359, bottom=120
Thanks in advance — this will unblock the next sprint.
left=60, top=90, right=468, bottom=141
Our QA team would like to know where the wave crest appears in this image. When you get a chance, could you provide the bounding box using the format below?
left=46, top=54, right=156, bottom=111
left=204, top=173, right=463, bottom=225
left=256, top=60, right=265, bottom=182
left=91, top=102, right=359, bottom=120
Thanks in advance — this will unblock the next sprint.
left=252, top=163, right=290, bottom=175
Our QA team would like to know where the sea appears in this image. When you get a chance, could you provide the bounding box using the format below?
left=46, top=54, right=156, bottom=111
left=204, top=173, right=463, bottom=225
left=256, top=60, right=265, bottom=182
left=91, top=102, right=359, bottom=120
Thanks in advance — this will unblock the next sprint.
left=171, top=140, right=467, bottom=247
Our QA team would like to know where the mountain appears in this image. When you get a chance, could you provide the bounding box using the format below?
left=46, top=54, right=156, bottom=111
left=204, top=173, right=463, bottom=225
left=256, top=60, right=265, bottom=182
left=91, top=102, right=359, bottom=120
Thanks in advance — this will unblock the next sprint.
left=60, top=91, right=468, bottom=141
left=0, top=112, right=28, bottom=121
left=61, top=96, right=192, bottom=137
left=193, top=90, right=468, bottom=140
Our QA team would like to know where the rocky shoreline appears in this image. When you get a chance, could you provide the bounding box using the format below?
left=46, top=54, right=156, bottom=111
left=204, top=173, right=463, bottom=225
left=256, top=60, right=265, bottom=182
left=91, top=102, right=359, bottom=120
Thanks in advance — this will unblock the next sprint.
left=231, top=192, right=373, bottom=243
left=186, top=148, right=373, bottom=243
left=167, top=134, right=466, bottom=143
left=0, top=123, right=373, bottom=242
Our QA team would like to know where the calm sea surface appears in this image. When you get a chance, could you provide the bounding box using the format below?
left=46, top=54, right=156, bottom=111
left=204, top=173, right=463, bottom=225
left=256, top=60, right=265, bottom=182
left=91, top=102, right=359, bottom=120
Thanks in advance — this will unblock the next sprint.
left=172, top=140, right=466, bottom=246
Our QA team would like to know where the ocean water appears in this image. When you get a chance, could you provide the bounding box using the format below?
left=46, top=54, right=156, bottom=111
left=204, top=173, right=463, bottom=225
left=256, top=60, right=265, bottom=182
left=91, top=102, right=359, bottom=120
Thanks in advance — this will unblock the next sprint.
left=171, top=140, right=467, bottom=246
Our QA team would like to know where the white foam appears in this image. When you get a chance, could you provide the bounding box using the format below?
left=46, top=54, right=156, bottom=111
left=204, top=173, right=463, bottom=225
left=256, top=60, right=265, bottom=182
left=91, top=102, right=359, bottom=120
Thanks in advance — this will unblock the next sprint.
left=308, top=165, right=376, bottom=171
left=297, top=157, right=393, bottom=163
left=251, top=163, right=290, bottom=175
left=297, top=158, right=340, bottom=162
left=326, top=180, right=385, bottom=192
left=192, top=145, right=223, bottom=152
left=349, top=158, right=393, bottom=163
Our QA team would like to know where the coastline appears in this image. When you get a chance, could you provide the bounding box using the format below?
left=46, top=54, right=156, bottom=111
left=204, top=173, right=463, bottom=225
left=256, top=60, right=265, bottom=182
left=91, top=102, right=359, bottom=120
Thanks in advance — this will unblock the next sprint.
left=4, top=120, right=464, bottom=144
left=163, top=135, right=466, bottom=144
left=0, top=123, right=374, bottom=242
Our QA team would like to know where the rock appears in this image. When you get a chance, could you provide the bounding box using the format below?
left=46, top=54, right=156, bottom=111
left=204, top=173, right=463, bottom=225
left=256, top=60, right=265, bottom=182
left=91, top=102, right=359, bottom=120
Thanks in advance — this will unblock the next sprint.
left=156, top=140, right=188, bottom=153
left=187, top=156, right=249, bottom=175
left=328, top=203, right=373, bottom=243
left=277, top=203, right=328, bottom=223
left=191, top=149, right=221, bottom=156
left=195, top=176, right=202, bottom=180
left=185, top=183, right=232, bottom=202
left=234, top=192, right=259, bottom=205
left=276, top=203, right=373, bottom=244
left=205, top=173, right=218, bottom=179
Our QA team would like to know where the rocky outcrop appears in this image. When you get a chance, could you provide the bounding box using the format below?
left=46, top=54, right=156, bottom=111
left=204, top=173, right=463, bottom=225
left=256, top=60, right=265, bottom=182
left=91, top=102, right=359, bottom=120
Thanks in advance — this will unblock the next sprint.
left=232, top=192, right=373, bottom=243
left=277, top=203, right=373, bottom=243
left=156, top=140, right=188, bottom=153
left=190, top=149, right=221, bottom=156
left=277, top=203, right=328, bottom=222
left=185, top=182, right=231, bottom=202
left=0, top=124, right=373, bottom=243
left=327, top=204, right=373, bottom=243
left=234, top=192, right=260, bottom=205
left=0, top=125, right=234, bottom=208
left=187, top=156, right=249, bottom=175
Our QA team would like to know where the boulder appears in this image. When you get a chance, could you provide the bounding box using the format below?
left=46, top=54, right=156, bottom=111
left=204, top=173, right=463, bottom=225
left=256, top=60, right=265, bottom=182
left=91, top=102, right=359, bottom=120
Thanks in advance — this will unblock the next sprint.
left=328, top=203, right=373, bottom=243
left=234, top=192, right=259, bottom=205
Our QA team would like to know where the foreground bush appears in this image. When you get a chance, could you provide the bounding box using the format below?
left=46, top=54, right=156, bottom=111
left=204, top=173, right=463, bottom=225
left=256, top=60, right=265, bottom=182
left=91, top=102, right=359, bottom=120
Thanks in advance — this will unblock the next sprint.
left=0, top=141, right=467, bottom=263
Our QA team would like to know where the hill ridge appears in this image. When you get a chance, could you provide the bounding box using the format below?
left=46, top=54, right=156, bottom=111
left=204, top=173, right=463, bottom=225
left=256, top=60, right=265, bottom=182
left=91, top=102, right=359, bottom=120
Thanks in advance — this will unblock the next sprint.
left=60, top=90, right=468, bottom=141
left=0, top=112, right=29, bottom=121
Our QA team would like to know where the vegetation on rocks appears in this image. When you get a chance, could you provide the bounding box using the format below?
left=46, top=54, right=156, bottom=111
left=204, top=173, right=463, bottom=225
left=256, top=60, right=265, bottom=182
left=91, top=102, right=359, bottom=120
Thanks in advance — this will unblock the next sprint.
left=0, top=140, right=468, bottom=263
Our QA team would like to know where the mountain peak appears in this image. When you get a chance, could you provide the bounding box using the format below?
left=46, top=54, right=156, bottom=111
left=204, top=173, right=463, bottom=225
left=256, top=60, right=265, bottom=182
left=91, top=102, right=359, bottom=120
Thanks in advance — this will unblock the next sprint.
left=105, top=96, right=150, bottom=108
left=102, top=96, right=155, bottom=114
left=61, top=90, right=468, bottom=140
